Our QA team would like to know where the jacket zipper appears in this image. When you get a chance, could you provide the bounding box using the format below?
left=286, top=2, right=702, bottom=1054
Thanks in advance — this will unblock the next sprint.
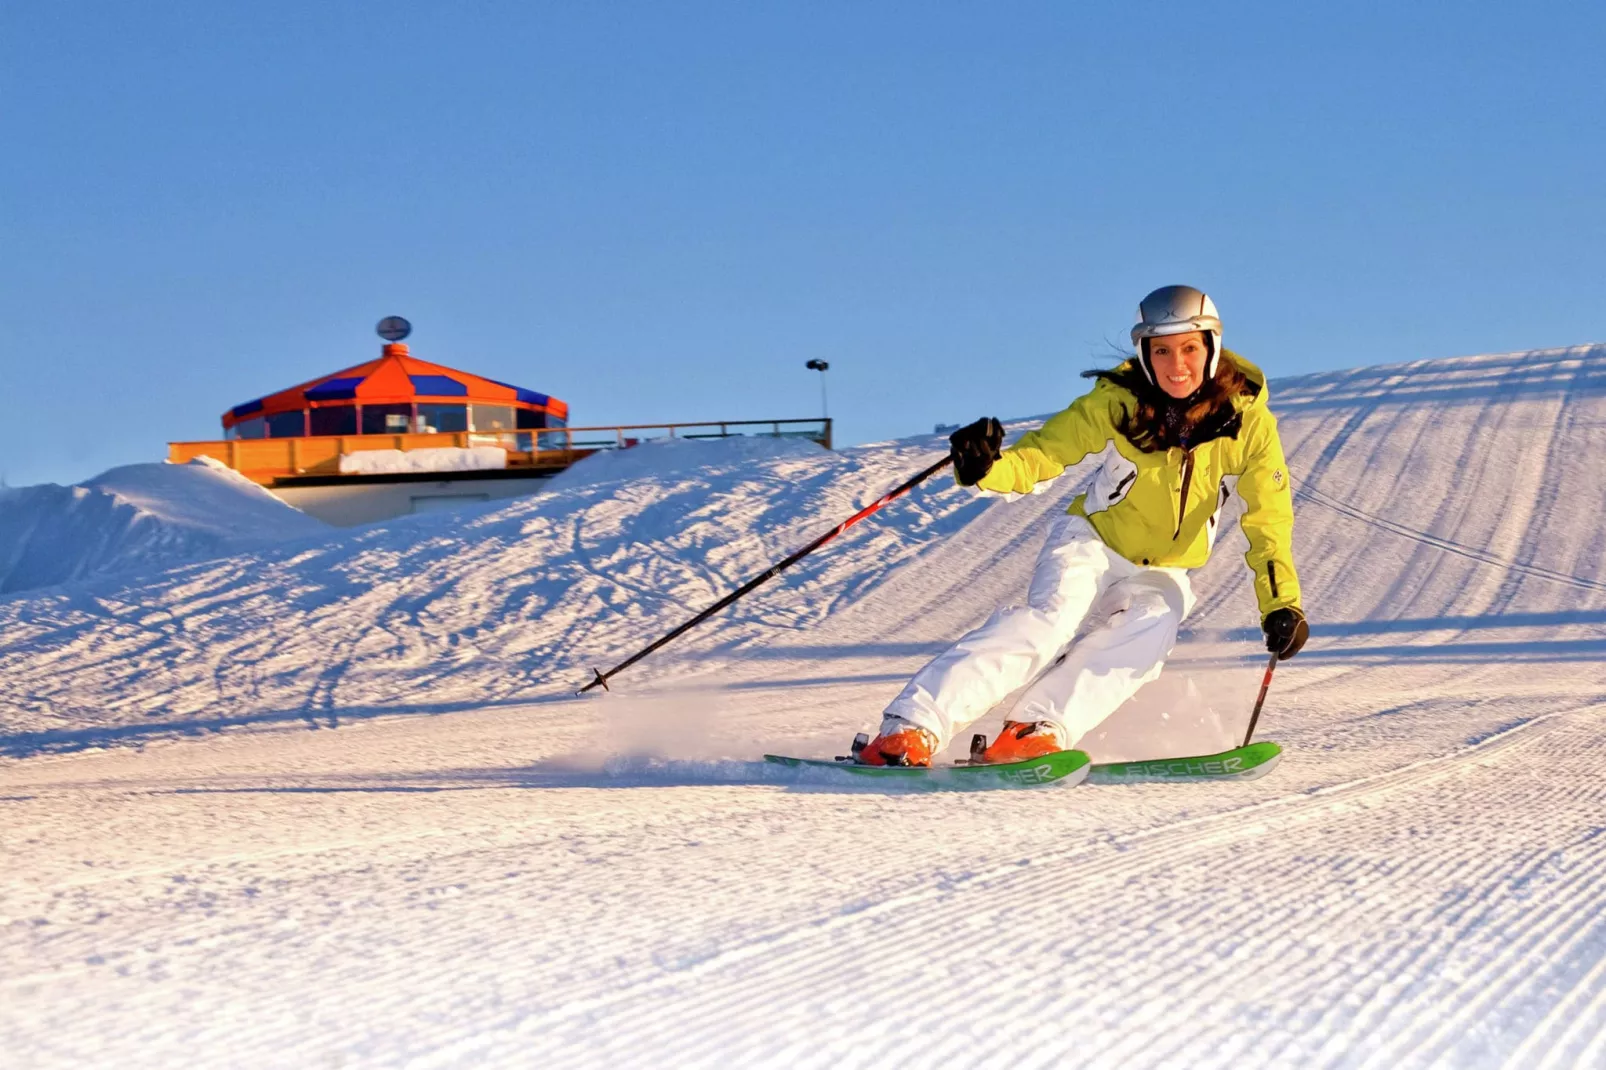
left=1267, top=560, right=1280, bottom=599
left=1173, top=449, right=1195, bottom=540
left=1108, top=470, right=1136, bottom=502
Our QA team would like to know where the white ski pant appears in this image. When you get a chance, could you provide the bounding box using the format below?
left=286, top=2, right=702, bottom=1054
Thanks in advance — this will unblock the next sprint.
left=882, top=514, right=1195, bottom=747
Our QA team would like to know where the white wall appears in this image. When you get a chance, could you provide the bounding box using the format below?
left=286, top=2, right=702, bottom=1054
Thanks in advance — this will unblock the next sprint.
left=270, top=474, right=556, bottom=526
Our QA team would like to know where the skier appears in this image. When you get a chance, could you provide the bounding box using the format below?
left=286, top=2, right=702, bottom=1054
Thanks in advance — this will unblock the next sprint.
left=854, top=285, right=1309, bottom=766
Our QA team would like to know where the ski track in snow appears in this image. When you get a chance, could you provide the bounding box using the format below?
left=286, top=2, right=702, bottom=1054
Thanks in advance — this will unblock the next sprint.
left=2, top=345, right=1605, bottom=1067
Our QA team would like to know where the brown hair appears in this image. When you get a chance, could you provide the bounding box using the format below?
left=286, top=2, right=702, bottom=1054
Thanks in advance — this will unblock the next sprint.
left=1081, top=348, right=1257, bottom=453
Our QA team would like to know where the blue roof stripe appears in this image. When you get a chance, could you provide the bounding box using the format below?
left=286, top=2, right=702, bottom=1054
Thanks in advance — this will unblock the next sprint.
left=230, top=398, right=265, bottom=419
left=487, top=377, right=551, bottom=407
left=305, top=376, right=364, bottom=401
left=408, top=374, right=468, bottom=397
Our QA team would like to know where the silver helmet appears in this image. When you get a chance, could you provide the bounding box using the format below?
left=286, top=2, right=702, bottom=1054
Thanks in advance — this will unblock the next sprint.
left=1130, top=285, right=1222, bottom=384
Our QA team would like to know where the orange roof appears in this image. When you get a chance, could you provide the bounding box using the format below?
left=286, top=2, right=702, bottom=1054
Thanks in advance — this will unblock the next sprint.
left=225, top=344, right=567, bottom=428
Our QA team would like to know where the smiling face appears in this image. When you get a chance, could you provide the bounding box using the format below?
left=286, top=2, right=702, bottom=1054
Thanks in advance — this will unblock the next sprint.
left=1147, top=331, right=1211, bottom=399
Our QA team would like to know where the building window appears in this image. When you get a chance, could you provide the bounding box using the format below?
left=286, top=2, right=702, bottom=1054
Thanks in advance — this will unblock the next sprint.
left=416, top=404, right=467, bottom=433
left=266, top=411, right=306, bottom=438
left=310, top=406, right=357, bottom=436
left=230, top=417, right=267, bottom=440
left=361, top=404, right=414, bottom=435
left=471, top=404, right=516, bottom=432
left=516, top=408, right=546, bottom=430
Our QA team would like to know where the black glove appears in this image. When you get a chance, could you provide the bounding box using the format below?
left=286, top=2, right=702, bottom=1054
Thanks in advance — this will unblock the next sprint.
left=950, top=417, right=1004, bottom=486
left=1262, top=606, right=1309, bottom=661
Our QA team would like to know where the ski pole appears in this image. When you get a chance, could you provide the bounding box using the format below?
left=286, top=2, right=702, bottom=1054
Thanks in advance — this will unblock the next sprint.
left=1241, top=651, right=1279, bottom=746
left=577, top=454, right=955, bottom=694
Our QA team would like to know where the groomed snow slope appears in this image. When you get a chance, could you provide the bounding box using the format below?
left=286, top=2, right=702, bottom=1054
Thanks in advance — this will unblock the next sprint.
left=3, top=345, right=1605, bottom=1068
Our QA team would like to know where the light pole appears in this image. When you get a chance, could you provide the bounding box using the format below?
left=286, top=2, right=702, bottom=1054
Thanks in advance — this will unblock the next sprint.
left=805, top=359, right=830, bottom=419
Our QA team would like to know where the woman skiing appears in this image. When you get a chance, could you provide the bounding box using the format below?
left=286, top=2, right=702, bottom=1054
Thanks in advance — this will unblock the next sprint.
left=854, top=285, right=1309, bottom=766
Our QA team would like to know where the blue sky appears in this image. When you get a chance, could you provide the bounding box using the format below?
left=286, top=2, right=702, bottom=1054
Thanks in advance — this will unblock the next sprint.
left=3, top=1, right=1602, bottom=486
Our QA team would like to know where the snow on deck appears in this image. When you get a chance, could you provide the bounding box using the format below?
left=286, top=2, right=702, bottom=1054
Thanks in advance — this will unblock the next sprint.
left=2, top=346, right=1605, bottom=1067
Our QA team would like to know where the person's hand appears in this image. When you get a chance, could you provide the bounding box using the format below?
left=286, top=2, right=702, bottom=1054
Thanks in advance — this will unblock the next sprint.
left=950, top=418, right=1004, bottom=486
left=1262, top=606, right=1309, bottom=660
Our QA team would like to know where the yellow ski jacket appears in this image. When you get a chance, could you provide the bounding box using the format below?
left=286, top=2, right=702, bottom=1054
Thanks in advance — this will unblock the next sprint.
left=975, top=351, right=1300, bottom=617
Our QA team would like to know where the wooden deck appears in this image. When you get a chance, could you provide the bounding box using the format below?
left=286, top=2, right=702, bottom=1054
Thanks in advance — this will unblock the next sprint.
left=168, top=419, right=832, bottom=486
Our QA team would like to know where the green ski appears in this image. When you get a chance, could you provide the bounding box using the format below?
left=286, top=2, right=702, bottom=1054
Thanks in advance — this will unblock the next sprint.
left=763, top=741, right=1281, bottom=789
left=1086, top=741, right=1283, bottom=784
left=762, top=748, right=1092, bottom=789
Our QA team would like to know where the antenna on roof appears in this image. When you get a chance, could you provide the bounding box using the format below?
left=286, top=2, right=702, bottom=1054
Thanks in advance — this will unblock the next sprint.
left=376, top=316, right=412, bottom=342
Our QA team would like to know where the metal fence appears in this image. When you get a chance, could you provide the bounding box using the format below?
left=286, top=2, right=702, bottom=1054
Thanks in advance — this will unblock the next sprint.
left=551, top=418, right=832, bottom=452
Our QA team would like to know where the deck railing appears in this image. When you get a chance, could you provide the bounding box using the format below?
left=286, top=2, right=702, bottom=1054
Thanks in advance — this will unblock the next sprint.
left=550, top=418, right=831, bottom=451
left=167, top=418, right=832, bottom=485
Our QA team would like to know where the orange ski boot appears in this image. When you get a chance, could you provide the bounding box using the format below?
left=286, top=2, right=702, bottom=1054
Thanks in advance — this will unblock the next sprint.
left=851, top=722, right=939, bottom=767
left=980, top=720, right=1067, bottom=764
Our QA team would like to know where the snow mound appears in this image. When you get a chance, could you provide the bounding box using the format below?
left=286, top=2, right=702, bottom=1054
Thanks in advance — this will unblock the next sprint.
left=0, top=458, right=329, bottom=595
left=548, top=434, right=829, bottom=490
